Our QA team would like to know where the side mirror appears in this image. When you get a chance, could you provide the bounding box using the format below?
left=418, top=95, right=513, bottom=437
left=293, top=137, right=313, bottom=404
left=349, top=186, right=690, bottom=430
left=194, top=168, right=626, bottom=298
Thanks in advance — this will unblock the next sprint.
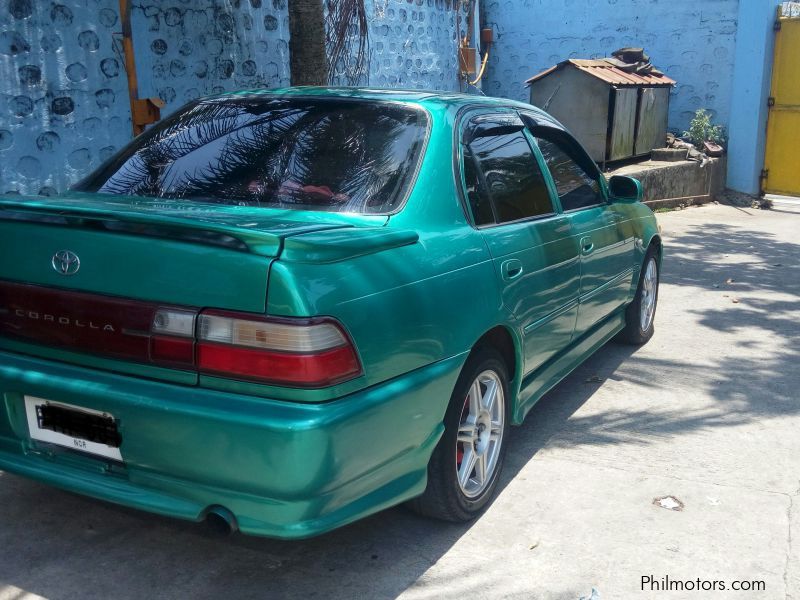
left=608, top=175, right=643, bottom=202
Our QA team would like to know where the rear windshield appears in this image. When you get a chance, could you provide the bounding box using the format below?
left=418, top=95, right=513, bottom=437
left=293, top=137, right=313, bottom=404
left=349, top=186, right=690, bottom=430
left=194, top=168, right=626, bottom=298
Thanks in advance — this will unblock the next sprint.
left=75, top=97, right=429, bottom=214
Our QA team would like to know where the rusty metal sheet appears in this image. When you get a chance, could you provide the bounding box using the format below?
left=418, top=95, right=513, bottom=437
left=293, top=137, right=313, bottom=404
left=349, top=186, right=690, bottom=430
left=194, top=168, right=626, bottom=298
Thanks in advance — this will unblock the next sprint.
left=526, top=59, right=675, bottom=87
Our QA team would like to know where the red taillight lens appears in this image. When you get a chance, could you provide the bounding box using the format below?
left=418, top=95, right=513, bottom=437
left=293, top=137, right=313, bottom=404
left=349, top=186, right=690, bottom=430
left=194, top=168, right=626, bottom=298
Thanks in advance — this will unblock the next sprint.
left=198, top=343, right=361, bottom=387
left=150, top=335, right=194, bottom=365
left=196, top=311, right=362, bottom=387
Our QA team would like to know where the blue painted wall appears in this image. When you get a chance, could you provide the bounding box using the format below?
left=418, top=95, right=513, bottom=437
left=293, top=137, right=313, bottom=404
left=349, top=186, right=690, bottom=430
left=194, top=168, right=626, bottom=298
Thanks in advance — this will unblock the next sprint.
left=0, top=0, right=466, bottom=195
left=362, top=0, right=465, bottom=89
left=131, top=1, right=292, bottom=115
left=481, top=0, right=740, bottom=133
left=0, top=0, right=131, bottom=196
left=727, top=0, right=781, bottom=195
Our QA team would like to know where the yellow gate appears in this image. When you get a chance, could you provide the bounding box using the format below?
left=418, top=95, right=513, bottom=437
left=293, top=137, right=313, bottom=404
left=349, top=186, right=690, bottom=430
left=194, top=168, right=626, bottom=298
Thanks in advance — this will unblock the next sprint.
left=764, top=9, right=800, bottom=196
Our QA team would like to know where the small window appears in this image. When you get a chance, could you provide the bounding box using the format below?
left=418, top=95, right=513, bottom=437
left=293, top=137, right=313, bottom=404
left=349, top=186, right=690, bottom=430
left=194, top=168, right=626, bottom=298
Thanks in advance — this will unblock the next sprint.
left=468, top=131, right=553, bottom=224
left=536, top=137, right=604, bottom=211
left=463, top=146, right=494, bottom=226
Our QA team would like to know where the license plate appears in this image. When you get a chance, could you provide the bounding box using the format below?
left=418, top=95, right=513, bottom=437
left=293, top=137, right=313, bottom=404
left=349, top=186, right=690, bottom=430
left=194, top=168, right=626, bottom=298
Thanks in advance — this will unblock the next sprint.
left=24, top=396, right=123, bottom=461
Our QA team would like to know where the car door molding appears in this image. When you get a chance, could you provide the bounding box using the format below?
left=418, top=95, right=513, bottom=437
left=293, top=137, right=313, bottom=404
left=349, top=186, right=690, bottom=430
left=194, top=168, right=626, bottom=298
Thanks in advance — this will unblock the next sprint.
left=578, top=266, right=635, bottom=304
left=523, top=297, right=580, bottom=335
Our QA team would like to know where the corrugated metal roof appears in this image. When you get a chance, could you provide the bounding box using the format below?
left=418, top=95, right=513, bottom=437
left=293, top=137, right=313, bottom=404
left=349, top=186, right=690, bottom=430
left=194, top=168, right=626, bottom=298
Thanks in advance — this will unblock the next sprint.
left=526, top=59, right=675, bottom=87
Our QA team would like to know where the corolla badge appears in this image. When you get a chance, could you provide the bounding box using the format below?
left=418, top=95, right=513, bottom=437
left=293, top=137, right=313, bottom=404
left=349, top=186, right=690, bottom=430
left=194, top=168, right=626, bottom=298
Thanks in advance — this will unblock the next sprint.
left=51, top=250, right=81, bottom=276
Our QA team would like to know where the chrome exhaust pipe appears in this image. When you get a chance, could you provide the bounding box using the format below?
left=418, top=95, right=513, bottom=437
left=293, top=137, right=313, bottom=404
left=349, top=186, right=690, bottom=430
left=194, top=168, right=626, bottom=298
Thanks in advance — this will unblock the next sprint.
left=205, top=505, right=238, bottom=536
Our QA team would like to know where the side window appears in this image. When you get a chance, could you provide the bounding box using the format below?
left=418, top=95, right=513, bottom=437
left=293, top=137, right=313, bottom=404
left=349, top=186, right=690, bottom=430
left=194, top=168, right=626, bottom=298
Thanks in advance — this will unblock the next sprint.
left=535, top=136, right=604, bottom=211
left=462, top=146, right=495, bottom=226
left=467, top=130, right=553, bottom=224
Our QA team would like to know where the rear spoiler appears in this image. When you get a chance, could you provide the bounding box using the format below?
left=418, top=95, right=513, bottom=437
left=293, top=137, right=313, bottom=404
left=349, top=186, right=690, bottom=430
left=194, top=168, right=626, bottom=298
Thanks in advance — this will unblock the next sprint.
left=0, top=197, right=416, bottom=262
left=282, top=228, right=420, bottom=264
left=0, top=197, right=313, bottom=257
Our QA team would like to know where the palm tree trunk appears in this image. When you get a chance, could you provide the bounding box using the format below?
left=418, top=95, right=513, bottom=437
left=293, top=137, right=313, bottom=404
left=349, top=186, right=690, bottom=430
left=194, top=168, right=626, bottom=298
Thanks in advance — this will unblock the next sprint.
left=288, top=0, right=328, bottom=86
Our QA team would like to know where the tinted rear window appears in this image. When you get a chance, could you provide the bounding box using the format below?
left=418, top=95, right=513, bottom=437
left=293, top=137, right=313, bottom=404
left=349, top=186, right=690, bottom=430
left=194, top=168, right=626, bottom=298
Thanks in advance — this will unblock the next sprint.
left=75, top=98, right=428, bottom=214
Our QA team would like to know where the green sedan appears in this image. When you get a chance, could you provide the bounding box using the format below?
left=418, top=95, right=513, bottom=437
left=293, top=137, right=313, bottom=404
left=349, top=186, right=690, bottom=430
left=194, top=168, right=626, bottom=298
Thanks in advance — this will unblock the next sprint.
left=0, top=88, right=661, bottom=538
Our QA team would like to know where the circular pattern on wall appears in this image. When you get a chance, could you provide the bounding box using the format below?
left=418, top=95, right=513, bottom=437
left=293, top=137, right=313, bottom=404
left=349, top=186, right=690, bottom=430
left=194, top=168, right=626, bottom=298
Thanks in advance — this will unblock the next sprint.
left=17, top=155, right=41, bottom=178
left=66, top=62, right=88, bottom=82
left=9, top=95, right=33, bottom=117
left=8, top=0, right=33, bottom=20
left=35, top=131, right=60, bottom=152
left=18, top=65, right=41, bottom=86
left=0, top=31, right=30, bottom=55
left=100, top=58, right=120, bottom=78
left=78, top=30, right=100, bottom=52
left=50, top=4, right=73, bottom=26
left=51, top=97, right=75, bottom=116
left=0, top=130, right=13, bottom=151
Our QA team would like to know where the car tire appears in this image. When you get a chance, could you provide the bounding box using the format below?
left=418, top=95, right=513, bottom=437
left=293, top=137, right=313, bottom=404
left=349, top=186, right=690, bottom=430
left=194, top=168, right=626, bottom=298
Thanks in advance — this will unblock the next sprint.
left=619, top=245, right=659, bottom=345
left=408, top=346, right=511, bottom=522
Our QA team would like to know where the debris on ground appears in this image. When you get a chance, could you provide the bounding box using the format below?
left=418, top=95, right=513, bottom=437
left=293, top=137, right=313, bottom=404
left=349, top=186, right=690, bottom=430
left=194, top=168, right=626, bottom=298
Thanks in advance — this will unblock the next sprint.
left=719, top=189, right=755, bottom=207
left=653, top=495, right=684, bottom=511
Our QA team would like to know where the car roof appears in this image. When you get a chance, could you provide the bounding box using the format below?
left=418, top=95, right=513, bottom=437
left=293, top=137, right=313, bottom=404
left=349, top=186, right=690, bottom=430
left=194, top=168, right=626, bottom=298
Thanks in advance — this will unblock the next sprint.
left=217, top=86, right=556, bottom=122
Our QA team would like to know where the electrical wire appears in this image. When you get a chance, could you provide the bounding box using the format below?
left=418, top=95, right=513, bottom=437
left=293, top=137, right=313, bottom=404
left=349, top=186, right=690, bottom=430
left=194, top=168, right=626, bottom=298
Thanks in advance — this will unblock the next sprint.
left=469, top=46, right=490, bottom=86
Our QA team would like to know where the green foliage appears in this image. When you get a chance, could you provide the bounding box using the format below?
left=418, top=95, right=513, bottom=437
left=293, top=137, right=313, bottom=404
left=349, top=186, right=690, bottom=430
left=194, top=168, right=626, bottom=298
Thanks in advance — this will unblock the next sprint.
left=683, top=109, right=727, bottom=149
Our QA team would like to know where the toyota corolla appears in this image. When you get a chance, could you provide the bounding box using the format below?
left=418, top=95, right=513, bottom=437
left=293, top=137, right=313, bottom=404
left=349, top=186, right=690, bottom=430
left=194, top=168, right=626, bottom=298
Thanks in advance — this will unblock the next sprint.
left=0, top=88, right=661, bottom=538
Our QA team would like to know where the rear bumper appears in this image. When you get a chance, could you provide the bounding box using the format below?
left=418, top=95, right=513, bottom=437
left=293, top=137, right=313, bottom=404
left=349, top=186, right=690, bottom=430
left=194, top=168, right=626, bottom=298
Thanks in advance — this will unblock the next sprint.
left=0, top=350, right=465, bottom=538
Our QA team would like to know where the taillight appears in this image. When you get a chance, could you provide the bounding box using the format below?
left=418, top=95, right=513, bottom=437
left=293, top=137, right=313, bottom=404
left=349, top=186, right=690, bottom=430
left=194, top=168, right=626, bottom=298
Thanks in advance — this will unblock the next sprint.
left=149, top=308, right=195, bottom=367
left=196, top=310, right=362, bottom=387
left=0, top=281, right=361, bottom=388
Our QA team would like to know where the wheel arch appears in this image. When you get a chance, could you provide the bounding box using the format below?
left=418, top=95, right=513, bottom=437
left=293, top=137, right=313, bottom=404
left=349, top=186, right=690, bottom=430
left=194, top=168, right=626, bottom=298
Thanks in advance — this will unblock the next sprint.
left=470, top=324, right=523, bottom=414
left=648, top=233, right=663, bottom=266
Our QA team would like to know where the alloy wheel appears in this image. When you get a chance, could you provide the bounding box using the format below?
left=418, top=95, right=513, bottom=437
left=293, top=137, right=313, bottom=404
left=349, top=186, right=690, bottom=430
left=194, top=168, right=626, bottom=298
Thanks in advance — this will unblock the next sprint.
left=456, top=369, right=505, bottom=498
left=639, top=257, right=658, bottom=332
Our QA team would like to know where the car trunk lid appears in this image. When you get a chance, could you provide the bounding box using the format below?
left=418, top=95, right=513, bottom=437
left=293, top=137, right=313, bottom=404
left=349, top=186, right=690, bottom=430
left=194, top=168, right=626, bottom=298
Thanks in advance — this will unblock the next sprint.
left=0, top=193, right=384, bottom=379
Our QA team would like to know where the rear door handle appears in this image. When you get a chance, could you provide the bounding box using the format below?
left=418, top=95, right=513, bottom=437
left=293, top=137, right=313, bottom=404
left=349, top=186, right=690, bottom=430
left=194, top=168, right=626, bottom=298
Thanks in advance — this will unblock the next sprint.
left=501, top=259, right=523, bottom=281
left=580, top=236, right=594, bottom=255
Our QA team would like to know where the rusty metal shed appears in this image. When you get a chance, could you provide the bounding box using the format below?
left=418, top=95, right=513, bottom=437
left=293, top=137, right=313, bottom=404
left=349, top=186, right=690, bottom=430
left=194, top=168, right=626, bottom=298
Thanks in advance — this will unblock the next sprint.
left=526, top=58, right=676, bottom=164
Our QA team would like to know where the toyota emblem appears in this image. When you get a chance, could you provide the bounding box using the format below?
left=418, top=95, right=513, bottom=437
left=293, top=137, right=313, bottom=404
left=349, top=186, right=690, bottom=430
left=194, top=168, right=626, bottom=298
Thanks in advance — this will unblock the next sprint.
left=51, top=250, right=81, bottom=276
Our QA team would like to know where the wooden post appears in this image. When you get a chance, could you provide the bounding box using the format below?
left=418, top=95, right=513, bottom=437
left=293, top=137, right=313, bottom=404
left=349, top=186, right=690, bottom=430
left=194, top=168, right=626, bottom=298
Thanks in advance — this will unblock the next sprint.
left=119, top=0, right=163, bottom=137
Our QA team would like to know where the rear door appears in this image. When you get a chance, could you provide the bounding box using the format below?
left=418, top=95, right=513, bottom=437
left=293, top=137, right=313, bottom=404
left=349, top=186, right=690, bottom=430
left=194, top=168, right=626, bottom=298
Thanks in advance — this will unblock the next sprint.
left=529, top=128, right=635, bottom=336
left=459, top=112, right=580, bottom=375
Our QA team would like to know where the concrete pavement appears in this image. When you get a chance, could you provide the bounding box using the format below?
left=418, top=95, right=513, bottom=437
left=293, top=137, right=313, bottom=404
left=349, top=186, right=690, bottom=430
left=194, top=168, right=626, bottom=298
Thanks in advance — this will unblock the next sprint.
left=1, top=202, right=798, bottom=600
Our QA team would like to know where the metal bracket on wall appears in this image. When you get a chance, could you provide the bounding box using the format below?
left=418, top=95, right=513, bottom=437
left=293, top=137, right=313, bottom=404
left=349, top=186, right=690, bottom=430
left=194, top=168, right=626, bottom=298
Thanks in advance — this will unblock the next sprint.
left=768, top=96, right=776, bottom=107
